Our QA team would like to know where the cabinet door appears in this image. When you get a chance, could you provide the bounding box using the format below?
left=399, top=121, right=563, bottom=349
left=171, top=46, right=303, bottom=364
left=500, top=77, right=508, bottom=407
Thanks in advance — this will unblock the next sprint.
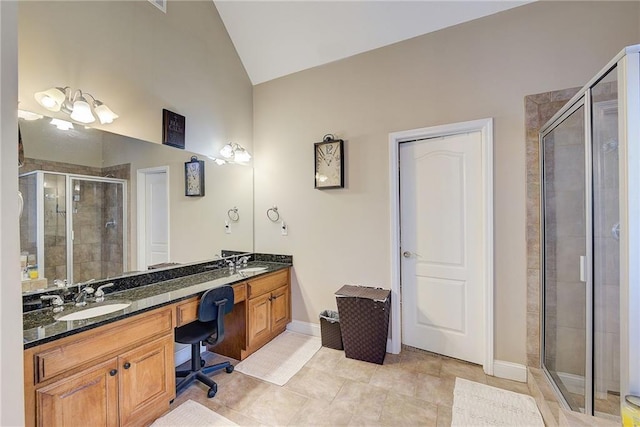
left=36, top=359, right=118, bottom=427
left=248, top=292, right=272, bottom=348
left=271, top=284, right=290, bottom=332
left=118, top=334, right=174, bottom=427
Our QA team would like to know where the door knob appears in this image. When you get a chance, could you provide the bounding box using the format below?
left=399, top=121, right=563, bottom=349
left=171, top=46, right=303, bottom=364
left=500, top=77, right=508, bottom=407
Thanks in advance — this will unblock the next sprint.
left=109, top=369, right=118, bottom=376
left=123, top=362, right=131, bottom=370
left=403, top=251, right=412, bottom=258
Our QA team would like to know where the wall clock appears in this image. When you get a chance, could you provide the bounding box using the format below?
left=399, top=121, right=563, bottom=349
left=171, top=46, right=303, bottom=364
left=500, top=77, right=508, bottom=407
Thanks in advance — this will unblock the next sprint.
left=185, top=156, right=205, bottom=196
left=314, top=135, right=344, bottom=189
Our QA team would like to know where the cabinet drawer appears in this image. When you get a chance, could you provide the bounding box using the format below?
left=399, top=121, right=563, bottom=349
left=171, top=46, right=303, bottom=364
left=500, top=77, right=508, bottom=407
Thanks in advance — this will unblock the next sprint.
left=247, top=270, right=288, bottom=299
left=175, top=284, right=246, bottom=327
left=34, top=308, right=172, bottom=384
left=176, top=298, right=199, bottom=327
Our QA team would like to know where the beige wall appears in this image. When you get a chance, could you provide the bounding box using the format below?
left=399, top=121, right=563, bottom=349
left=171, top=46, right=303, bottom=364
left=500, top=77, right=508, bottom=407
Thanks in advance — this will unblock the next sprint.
left=18, top=1, right=253, bottom=157
left=1, top=2, right=25, bottom=425
left=253, top=1, right=640, bottom=365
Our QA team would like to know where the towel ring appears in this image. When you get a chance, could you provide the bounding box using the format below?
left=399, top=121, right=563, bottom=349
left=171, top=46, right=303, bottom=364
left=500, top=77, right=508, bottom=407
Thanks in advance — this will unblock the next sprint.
left=266, top=206, right=280, bottom=222
left=227, top=207, right=239, bottom=222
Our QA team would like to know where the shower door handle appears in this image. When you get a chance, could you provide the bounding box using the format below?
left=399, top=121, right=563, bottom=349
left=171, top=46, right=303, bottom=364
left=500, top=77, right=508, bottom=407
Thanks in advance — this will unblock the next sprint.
left=579, top=255, right=587, bottom=283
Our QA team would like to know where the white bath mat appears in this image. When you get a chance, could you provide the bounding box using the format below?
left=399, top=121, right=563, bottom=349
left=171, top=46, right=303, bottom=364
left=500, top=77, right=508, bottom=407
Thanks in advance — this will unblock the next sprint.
left=452, top=377, right=544, bottom=426
left=234, top=331, right=321, bottom=386
left=151, top=399, right=238, bottom=426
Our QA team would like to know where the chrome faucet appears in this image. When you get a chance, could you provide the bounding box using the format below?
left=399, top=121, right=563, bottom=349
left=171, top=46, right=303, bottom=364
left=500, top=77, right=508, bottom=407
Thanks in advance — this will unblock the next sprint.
left=74, top=280, right=96, bottom=306
left=41, top=295, right=64, bottom=313
left=94, top=283, right=114, bottom=303
left=238, top=256, right=250, bottom=266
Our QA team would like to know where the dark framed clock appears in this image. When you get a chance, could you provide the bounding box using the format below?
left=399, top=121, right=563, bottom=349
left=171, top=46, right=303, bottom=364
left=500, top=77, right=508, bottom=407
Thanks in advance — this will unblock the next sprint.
left=185, top=156, right=205, bottom=197
left=314, top=135, right=344, bottom=189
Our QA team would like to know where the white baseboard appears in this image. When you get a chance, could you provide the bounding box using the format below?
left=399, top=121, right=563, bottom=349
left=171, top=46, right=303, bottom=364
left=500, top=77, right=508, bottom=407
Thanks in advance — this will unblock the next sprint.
left=493, top=360, right=528, bottom=383
left=287, top=320, right=395, bottom=355
left=286, top=320, right=321, bottom=337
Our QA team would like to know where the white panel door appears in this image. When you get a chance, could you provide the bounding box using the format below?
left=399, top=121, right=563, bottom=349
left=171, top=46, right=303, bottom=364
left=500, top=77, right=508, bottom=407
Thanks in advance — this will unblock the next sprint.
left=144, top=171, right=169, bottom=267
left=400, top=131, right=484, bottom=364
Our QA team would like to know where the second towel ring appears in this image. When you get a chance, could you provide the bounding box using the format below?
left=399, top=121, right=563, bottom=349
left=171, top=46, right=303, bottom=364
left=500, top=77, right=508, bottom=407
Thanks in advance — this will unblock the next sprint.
left=266, top=206, right=280, bottom=222
left=227, top=207, right=239, bottom=222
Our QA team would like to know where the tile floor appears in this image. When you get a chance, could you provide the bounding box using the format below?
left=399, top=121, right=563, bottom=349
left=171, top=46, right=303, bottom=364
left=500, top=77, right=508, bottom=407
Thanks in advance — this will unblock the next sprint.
left=168, top=346, right=534, bottom=426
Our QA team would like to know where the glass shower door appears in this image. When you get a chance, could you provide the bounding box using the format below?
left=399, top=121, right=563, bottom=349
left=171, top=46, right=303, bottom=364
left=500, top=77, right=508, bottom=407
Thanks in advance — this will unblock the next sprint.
left=591, top=67, right=620, bottom=418
left=542, top=100, right=587, bottom=412
left=71, top=178, right=125, bottom=284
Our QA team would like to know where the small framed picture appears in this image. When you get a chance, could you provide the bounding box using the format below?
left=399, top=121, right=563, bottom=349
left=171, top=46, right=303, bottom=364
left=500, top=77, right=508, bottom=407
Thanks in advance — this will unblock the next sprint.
left=314, top=137, right=344, bottom=189
left=162, top=109, right=185, bottom=149
left=185, top=156, right=205, bottom=197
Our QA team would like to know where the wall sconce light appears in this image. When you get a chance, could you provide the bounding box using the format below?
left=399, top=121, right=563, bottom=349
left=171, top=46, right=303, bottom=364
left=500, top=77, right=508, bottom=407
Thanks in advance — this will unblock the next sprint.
left=34, top=86, right=118, bottom=124
left=219, top=142, right=252, bottom=164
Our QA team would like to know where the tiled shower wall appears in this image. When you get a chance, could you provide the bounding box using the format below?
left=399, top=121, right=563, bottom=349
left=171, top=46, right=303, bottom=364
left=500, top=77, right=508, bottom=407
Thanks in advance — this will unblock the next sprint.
left=19, top=158, right=130, bottom=286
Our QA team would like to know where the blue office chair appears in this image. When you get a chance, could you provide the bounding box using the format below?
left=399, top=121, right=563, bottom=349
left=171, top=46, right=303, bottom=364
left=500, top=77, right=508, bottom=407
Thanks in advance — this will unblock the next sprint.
left=175, top=285, right=235, bottom=398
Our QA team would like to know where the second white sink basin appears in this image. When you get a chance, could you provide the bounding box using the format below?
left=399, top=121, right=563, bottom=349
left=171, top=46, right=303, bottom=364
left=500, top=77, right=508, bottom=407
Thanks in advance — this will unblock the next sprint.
left=56, top=302, right=131, bottom=321
left=239, top=267, right=268, bottom=273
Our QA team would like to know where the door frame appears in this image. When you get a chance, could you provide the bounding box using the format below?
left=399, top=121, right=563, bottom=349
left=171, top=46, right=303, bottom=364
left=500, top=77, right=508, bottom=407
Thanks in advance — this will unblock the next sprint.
left=388, top=118, right=494, bottom=374
left=136, top=166, right=170, bottom=271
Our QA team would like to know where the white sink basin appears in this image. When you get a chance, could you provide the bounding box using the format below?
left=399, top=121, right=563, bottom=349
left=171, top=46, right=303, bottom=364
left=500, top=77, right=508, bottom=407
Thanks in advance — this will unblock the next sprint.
left=56, top=302, right=131, bottom=321
left=239, top=267, right=268, bottom=273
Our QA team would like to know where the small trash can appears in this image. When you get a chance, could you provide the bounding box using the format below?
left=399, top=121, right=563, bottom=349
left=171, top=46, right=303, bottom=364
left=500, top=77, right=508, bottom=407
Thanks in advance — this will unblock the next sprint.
left=319, top=310, right=343, bottom=350
left=335, top=285, right=391, bottom=365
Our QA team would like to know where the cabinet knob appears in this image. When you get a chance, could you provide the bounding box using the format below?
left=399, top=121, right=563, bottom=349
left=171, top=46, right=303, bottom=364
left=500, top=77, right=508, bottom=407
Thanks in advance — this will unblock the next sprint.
left=109, top=369, right=118, bottom=376
left=123, top=362, right=131, bottom=369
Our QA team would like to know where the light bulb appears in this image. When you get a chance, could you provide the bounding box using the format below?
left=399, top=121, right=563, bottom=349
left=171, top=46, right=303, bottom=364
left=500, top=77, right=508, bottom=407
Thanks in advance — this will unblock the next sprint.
left=69, top=97, right=95, bottom=124
left=93, top=102, right=118, bottom=124
left=34, top=87, right=66, bottom=112
left=233, top=147, right=251, bottom=163
left=220, top=143, right=234, bottom=159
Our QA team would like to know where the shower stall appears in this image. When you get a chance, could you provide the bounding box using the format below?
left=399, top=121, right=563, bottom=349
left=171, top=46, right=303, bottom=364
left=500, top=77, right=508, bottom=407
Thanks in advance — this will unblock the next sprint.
left=540, top=45, right=640, bottom=419
left=19, top=171, right=127, bottom=287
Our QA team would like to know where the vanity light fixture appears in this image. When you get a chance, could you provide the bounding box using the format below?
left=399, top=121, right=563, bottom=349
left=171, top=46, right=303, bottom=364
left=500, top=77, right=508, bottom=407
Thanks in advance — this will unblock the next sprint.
left=34, top=86, right=118, bottom=124
left=219, top=142, right=251, bottom=164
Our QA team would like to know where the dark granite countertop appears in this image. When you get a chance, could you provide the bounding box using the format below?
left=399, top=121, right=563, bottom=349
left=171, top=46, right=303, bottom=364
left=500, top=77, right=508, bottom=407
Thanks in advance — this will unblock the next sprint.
left=23, top=261, right=291, bottom=349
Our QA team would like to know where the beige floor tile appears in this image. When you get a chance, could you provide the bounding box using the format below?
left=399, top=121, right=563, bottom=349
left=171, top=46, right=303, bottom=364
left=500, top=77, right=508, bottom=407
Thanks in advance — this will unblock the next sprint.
left=304, top=346, right=344, bottom=373
left=440, top=357, right=487, bottom=383
left=436, top=404, right=452, bottom=427
left=415, top=373, right=455, bottom=406
left=284, top=366, right=347, bottom=401
left=333, top=356, right=379, bottom=383
left=399, top=350, right=442, bottom=376
left=243, top=385, right=308, bottom=426
left=379, top=391, right=438, bottom=426
left=332, top=380, right=388, bottom=420
left=288, top=398, right=353, bottom=426
left=486, top=375, right=531, bottom=395
left=369, top=365, right=419, bottom=397
left=347, top=415, right=389, bottom=427
left=213, top=373, right=271, bottom=411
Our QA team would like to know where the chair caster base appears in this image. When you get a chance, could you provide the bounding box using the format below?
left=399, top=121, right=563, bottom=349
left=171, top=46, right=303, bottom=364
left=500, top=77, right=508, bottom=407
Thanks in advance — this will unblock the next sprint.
left=207, top=383, right=218, bottom=398
left=225, top=365, right=234, bottom=374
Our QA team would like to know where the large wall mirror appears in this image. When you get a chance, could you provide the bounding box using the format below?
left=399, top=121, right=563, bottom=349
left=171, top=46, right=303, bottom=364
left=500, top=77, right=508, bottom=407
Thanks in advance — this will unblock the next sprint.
left=18, top=115, right=254, bottom=293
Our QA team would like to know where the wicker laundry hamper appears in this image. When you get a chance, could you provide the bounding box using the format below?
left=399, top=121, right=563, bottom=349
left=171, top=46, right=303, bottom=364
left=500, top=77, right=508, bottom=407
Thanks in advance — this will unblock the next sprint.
left=335, top=285, right=391, bottom=365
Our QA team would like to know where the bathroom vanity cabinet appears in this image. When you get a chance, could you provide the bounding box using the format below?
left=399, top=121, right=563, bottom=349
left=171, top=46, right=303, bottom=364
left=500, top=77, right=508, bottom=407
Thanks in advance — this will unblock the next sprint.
left=24, top=307, right=175, bottom=427
left=23, top=265, right=292, bottom=426
left=247, top=269, right=290, bottom=351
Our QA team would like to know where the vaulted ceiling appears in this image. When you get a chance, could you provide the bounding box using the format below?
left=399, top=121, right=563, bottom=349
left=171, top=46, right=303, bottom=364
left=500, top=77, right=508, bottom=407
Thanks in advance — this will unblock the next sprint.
left=214, top=1, right=533, bottom=85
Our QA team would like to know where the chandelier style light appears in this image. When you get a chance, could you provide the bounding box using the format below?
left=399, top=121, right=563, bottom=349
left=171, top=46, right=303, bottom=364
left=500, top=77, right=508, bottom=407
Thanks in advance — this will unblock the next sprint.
left=219, top=142, right=251, bottom=164
left=34, top=86, right=118, bottom=125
